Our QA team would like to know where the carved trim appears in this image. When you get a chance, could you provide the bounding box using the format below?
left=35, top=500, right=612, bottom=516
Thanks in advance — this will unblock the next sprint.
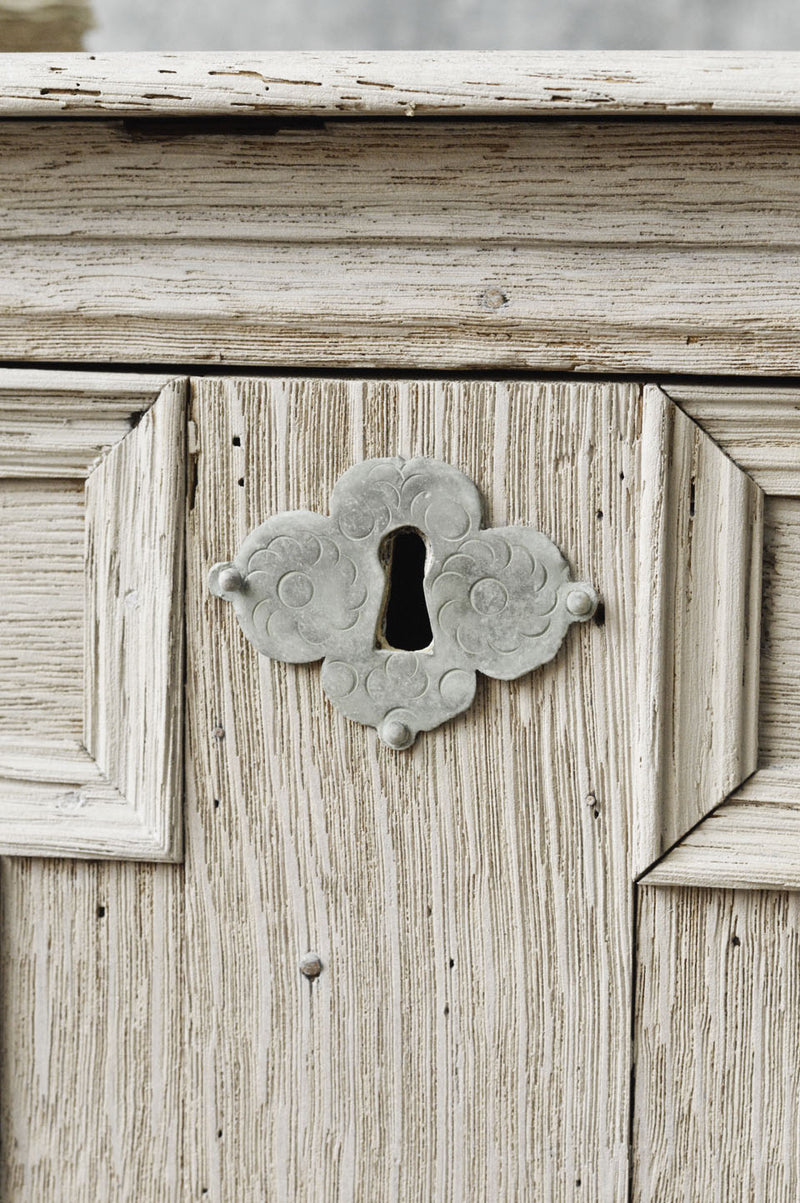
left=0, top=372, right=185, bottom=860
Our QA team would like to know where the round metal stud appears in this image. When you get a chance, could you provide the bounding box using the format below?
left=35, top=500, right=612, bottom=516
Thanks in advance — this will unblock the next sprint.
left=218, top=565, right=244, bottom=593
left=566, top=586, right=597, bottom=618
left=380, top=718, right=415, bottom=750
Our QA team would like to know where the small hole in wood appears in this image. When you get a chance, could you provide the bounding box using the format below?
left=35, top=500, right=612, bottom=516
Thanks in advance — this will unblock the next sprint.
left=237, top=477, right=245, bottom=487
left=97, top=905, right=106, bottom=919
left=596, top=509, right=604, bottom=520
left=731, top=934, right=741, bottom=947
left=377, top=527, right=433, bottom=652
left=232, top=435, right=241, bottom=447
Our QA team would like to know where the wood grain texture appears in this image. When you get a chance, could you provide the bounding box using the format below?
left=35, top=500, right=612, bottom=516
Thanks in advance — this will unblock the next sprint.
left=635, top=386, right=761, bottom=874
left=0, top=480, right=84, bottom=741
left=757, top=496, right=800, bottom=769
left=186, top=377, right=639, bottom=1201
left=639, top=770, right=800, bottom=890
left=0, top=369, right=177, bottom=478
left=7, top=120, right=800, bottom=371
left=633, top=886, right=800, bottom=1202
left=0, top=857, right=184, bottom=1200
left=666, top=385, right=800, bottom=494
left=0, top=372, right=186, bottom=860
left=183, top=375, right=757, bottom=1199
left=2, top=52, right=800, bottom=117
left=82, top=377, right=186, bottom=860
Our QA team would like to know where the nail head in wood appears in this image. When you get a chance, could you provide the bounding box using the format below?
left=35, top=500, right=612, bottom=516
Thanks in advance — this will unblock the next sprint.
left=299, top=952, right=323, bottom=980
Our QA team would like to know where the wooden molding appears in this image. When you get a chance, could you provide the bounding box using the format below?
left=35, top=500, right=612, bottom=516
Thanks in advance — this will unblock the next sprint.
left=0, top=371, right=186, bottom=859
left=633, top=386, right=762, bottom=874
left=640, top=383, right=800, bottom=889
left=2, top=52, right=800, bottom=118
left=639, top=769, right=800, bottom=890
left=8, top=121, right=800, bottom=374
left=663, top=385, right=800, bottom=495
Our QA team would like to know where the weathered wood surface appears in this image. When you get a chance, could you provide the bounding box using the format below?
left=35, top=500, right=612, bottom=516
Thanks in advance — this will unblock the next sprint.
left=634, top=386, right=761, bottom=874
left=640, top=770, right=800, bottom=890
left=6, top=121, right=800, bottom=371
left=2, top=52, right=800, bottom=117
left=180, top=375, right=754, bottom=1198
left=0, top=857, right=183, bottom=1200
left=0, top=479, right=84, bottom=741
left=0, top=372, right=186, bottom=859
left=186, top=377, right=642, bottom=1200
left=759, top=497, right=800, bottom=770
left=666, top=385, right=800, bottom=494
left=633, top=886, right=800, bottom=1202
left=82, top=377, right=185, bottom=860
left=0, top=369, right=174, bottom=478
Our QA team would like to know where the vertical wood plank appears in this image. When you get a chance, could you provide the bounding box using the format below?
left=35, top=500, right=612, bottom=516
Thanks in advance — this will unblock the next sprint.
left=633, top=886, right=800, bottom=1203
left=0, top=859, right=184, bottom=1199
left=185, top=377, right=643, bottom=1200
left=759, top=496, right=800, bottom=768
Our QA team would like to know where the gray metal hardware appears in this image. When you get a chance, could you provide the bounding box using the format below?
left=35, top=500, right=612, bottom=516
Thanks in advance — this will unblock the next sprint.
left=209, top=456, right=598, bottom=748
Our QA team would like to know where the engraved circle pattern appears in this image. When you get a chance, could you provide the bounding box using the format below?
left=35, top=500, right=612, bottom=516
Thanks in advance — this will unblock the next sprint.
left=209, top=456, right=598, bottom=745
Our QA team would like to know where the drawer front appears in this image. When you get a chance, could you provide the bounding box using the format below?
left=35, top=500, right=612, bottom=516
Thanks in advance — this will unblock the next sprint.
left=3, top=118, right=800, bottom=374
left=5, top=370, right=800, bottom=1201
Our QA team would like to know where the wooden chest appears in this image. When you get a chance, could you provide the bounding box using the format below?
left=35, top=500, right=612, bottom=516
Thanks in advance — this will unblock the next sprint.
left=1, top=51, right=799, bottom=1201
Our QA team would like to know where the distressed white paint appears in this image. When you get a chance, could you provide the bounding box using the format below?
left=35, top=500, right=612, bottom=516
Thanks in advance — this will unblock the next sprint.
left=633, top=887, right=800, bottom=1202
left=640, top=769, right=800, bottom=890
left=0, top=372, right=186, bottom=859
left=666, top=385, right=800, bottom=494
left=5, top=120, right=800, bottom=371
left=3, top=52, right=800, bottom=116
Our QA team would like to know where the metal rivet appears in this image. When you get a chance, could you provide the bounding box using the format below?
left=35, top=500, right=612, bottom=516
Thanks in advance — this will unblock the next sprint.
left=218, top=565, right=244, bottom=593
left=566, top=587, right=597, bottom=618
left=299, top=952, right=323, bottom=979
left=380, top=719, right=414, bottom=750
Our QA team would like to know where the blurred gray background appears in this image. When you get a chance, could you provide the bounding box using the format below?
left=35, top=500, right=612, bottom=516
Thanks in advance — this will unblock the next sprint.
left=1, top=0, right=798, bottom=54
left=86, top=0, right=798, bottom=51
left=85, top=0, right=799, bottom=51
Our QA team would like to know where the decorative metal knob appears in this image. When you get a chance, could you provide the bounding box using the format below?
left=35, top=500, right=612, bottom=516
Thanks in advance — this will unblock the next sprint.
left=209, top=457, right=598, bottom=748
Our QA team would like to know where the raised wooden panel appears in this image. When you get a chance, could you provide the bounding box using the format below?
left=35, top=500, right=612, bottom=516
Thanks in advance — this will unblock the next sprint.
left=637, top=389, right=800, bottom=889
left=635, top=386, right=761, bottom=872
left=759, top=497, right=800, bottom=768
left=665, top=385, right=800, bottom=494
left=0, top=480, right=84, bottom=739
left=633, top=886, right=800, bottom=1203
left=0, top=371, right=186, bottom=860
left=5, top=121, right=800, bottom=372
left=640, top=769, right=800, bottom=890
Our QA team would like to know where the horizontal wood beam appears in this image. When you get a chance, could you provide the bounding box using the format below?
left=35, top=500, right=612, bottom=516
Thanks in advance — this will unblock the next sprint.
left=2, top=52, right=800, bottom=119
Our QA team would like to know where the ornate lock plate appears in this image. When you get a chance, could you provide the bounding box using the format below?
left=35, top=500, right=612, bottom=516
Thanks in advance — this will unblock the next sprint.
left=209, top=457, right=598, bottom=748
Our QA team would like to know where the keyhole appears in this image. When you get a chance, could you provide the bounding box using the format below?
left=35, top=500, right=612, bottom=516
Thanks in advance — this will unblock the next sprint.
left=378, top=527, right=433, bottom=651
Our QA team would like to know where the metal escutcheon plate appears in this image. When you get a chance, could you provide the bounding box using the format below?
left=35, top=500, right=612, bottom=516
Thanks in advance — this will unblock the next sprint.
left=209, top=456, right=598, bottom=748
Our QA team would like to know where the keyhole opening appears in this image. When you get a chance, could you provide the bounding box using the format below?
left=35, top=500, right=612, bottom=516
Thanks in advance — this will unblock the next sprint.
left=378, top=527, right=433, bottom=651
